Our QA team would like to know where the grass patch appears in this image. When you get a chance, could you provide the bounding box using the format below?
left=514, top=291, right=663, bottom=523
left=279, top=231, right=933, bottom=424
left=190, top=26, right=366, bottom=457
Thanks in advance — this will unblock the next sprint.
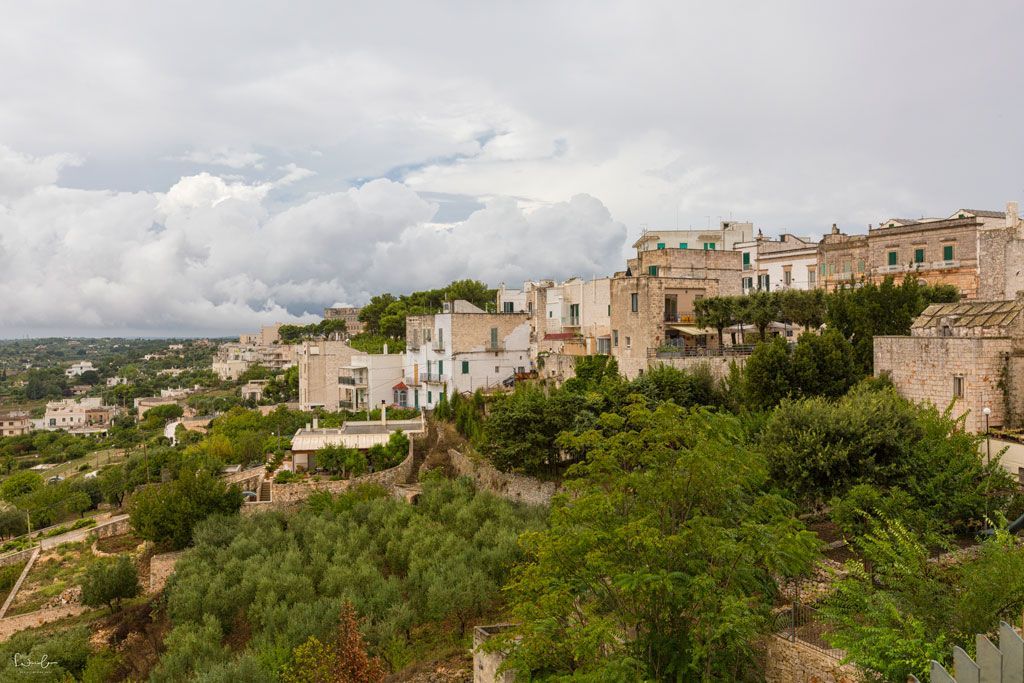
left=7, top=541, right=95, bottom=616
left=96, top=533, right=143, bottom=555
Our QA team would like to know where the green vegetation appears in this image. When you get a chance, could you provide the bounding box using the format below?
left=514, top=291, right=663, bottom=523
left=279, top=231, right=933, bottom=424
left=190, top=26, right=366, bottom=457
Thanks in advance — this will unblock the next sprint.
left=499, top=403, right=819, bottom=680
left=128, top=467, right=244, bottom=550
left=154, top=478, right=543, bottom=679
left=81, top=555, right=141, bottom=612
left=357, top=279, right=496, bottom=339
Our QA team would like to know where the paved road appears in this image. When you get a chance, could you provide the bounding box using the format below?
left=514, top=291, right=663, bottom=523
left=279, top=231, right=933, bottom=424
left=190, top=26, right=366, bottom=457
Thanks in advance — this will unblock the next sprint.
left=38, top=514, right=129, bottom=550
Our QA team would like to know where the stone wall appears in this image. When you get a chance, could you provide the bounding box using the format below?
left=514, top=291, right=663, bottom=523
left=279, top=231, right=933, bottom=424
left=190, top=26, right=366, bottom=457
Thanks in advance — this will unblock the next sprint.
left=0, top=547, right=36, bottom=569
left=149, top=550, right=185, bottom=593
left=978, top=225, right=1024, bottom=300
left=448, top=449, right=556, bottom=507
left=473, top=624, right=516, bottom=683
left=763, top=636, right=860, bottom=683
left=874, top=335, right=1010, bottom=433
left=650, top=355, right=746, bottom=380
left=0, top=605, right=87, bottom=643
left=92, top=516, right=132, bottom=539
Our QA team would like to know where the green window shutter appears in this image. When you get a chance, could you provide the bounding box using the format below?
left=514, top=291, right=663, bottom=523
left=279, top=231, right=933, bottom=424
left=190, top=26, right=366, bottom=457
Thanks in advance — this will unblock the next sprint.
left=461, top=360, right=469, bottom=374
left=656, top=242, right=665, bottom=249
left=888, top=251, right=897, bottom=266
left=742, top=252, right=750, bottom=265
left=427, top=391, right=432, bottom=404
left=647, top=265, right=658, bottom=276
left=914, top=248, right=925, bottom=263
left=438, top=360, right=443, bottom=375
left=679, top=242, right=687, bottom=249
left=943, top=245, right=954, bottom=260
left=820, top=263, right=826, bottom=275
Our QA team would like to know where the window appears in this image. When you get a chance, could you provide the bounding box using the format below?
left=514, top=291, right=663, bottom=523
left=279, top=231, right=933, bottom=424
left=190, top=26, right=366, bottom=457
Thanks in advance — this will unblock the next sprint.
left=494, top=366, right=500, bottom=373
left=631, top=293, right=638, bottom=312
left=424, top=329, right=431, bottom=342
left=808, top=268, right=816, bottom=285
left=857, top=260, right=865, bottom=273
left=490, top=327, right=499, bottom=348
left=437, top=360, right=443, bottom=376
left=703, top=242, right=716, bottom=250
left=742, top=252, right=751, bottom=268
left=625, top=336, right=631, bottom=349
left=914, top=248, right=925, bottom=264
left=502, top=301, right=515, bottom=313
left=461, top=361, right=469, bottom=374
left=613, top=330, right=619, bottom=347
left=743, top=277, right=753, bottom=290
left=783, top=269, right=792, bottom=286
left=820, top=263, right=827, bottom=275
left=842, top=260, right=851, bottom=273
left=953, top=375, right=964, bottom=399
left=607, top=304, right=611, bottom=315
left=427, top=391, right=432, bottom=404
left=648, top=265, right=658, bottom=276
left=888, top=251, right=897, bottom=266
left=943, top=245, right=954, bottom=261
left=656, top=242, right=665, bottom=250
left=548, top=310, right=552, bottom=317
left=679, top=242, right=688, bottom=249
left=597, top=337, right=611, bottom=354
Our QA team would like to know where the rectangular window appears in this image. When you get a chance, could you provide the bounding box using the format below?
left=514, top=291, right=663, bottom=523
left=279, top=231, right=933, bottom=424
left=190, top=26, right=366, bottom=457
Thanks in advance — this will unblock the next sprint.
left=743, top=252, right=750, bottom=265
left=625, top=336, right=631, bottom=349
left=703, top=242, right=716, bottom=250
left=490, top=327, right=498, bottom=348
left=943, top=245, right=954, bottom=261
left=808, top=268, right=816, bottom=284
left=427, top=390, right=432, bottom=404
left=502, top=301, right=514, bottom=313
left=631, top=293, right=638, bottom=312
left=461, top=360, right=469, bottom=374
left=953, top=375, right=964, bottom=399
left=914, top=248, right=925, bottom=264
left=820, top=263, right=826, bottom=275
left=648, top=265, right=658, bottom=276
left=842, top=260, right=851, bottom=273
left=783, top=270, right=792, bottom=285
left=656, top=242, right=665, bottom=250
left=437, top=360, right=443, bottom=376
left=679, top=242, right=687, bottom=249
left=857, top=260, right=865, bottom=272
left=888, top=251, right=897, bottom=266
left=607, top=304, right=611, bottom=315
left=613, top=330, right=619, bottom=347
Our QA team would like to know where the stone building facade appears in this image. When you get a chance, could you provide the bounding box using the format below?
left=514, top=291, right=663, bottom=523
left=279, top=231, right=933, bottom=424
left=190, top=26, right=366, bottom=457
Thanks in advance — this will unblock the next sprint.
left=976, top=202, right=1024, bottom=300
left=323, top=306, right=365, bottom=335
left=817, top=226, right=869, bottom=291
left=296, top=340, right=357, bottom=410
left=875, top=298, right=1024, bottom=433
left=0, top=411, right=32, bottom=437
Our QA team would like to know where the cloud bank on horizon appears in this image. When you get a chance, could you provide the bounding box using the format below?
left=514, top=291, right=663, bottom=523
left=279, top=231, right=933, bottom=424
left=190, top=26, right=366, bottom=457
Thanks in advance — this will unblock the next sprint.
left=0, top=148, right=626, bottom=335
left=1, top=1, right=1023, bottom=335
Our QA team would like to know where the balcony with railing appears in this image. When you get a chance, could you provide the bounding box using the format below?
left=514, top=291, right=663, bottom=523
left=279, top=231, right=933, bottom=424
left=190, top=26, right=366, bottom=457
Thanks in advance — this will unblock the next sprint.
left=339, top=400, right=354, bottom=409
left=560, top=316, right=581, bottom=327
left=421, top=372, right=445, bottom=383
left=431, top=339, right=445, bottom=352
left=485, top=341, right=504, bottom=352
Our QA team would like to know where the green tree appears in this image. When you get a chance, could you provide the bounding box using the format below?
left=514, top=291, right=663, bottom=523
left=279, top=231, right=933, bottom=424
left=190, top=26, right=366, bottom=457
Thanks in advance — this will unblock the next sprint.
left=129, top=468, right=244, bottom=549
left=737, top=290, right=780, bottom=340
left=501, top=404, right=819, bottom=680
left=695, top=295, right=737, bottom=347
left=743, top=336, right=793, bottom=407
left=81, top=555, right=141, bottom=612
left=98, top=465, right=129, bottom=508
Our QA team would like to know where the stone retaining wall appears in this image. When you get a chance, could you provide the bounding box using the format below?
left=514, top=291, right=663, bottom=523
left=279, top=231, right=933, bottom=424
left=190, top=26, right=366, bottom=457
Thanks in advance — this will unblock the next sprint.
left=448, top=449, right=557, bottom=507
left=92, top=516, right=132, bottom=539
left=0, top=605, right=88, bottom=643
left=0, top=547, right=36, bottom=569
left=763, top=635, right=860, bottom=683
left=149, top=551, right=185, bottom=593
left=650, top=355, right=746, bottom=380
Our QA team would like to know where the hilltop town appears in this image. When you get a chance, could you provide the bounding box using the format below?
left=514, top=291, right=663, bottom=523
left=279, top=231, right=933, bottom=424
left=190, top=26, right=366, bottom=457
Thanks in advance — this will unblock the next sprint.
left=0, top=202, right=1023, bottom=681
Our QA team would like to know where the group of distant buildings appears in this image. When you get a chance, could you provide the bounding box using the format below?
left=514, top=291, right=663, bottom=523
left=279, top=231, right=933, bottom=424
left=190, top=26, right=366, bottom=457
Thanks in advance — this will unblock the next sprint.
left=205, top=200, right=1024, bottom=439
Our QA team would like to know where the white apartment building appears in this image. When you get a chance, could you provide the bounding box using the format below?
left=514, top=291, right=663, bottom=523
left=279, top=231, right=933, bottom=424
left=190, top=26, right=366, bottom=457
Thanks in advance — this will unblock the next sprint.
left=212, top=325, right=297, bottom=380
left=497, top=277, right=613, bottom=357
left=736, top=233, right=819, bottom=294
left=404, top=300, right=532, bottom=410
left=64, top=361, right=96, bottom=377
left=41, top=397, right=117, bottom=431
left=105, top=376, right=128, bottom=387
left=339, top=352, right=405, bottom=411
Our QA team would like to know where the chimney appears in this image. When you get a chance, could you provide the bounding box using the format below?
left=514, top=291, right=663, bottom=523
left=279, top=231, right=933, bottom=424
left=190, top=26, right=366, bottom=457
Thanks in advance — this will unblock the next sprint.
left=381, top=400, right=387, bottom=427
left=312, top=417, right=318, bottom=430
left=1008, top=201, right=1020, bottom=230
left=831, top=223, right=839, bottom=235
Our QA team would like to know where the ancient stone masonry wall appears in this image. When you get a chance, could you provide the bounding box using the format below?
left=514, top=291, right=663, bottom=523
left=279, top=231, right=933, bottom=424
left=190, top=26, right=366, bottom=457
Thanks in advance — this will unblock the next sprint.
left=447, top=449, right=557, bottom=507
left=978, top=227, right=1024, bottom=300
left=92, top=516, right=132, bottom=539
left=651, top=355, right=747, bottom=380
left=0, top=547, right=36, bottom=569
left=874, top=335, right=1011, bottom=433
left=762, top=636, right=861, bottom=683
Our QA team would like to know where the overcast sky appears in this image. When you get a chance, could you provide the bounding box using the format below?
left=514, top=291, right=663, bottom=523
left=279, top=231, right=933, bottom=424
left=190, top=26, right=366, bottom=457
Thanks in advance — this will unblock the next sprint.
left=1, top=2, right=1022, bottom=336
